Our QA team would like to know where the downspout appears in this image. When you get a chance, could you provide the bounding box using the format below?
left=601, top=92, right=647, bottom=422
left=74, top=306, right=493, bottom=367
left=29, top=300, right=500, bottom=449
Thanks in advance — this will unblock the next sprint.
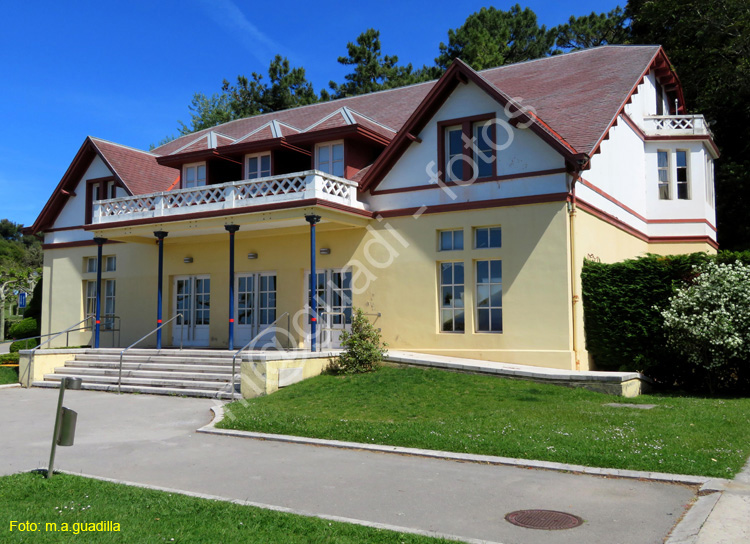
left=568, top=155, right=589, bottom=371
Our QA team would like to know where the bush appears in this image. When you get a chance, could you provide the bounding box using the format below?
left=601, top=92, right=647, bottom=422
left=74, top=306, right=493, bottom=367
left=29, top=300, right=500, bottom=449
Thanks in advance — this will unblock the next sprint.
left=581, top=251, right=750, bottom=393
left=10, top=338, right=39, bottom=352
left=4, top=315, right=22, bottom=339
left=8, top=317, right=39, bottom=340
left=23, top=278, right=42, bottom=321
left=661, top=261, right=750, bottom=393
left=0, top=352, right=19, bottom=364
left=328, top=308, right=387, bottom=374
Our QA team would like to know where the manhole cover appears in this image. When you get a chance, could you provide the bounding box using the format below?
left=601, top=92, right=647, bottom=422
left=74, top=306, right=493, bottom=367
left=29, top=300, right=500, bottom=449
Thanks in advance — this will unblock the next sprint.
left=505, top=509, right=583, bottom=530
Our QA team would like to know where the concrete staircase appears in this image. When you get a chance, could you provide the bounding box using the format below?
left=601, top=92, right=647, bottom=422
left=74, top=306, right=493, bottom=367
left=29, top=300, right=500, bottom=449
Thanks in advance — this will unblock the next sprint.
left=32, top=349, right=239, bottom=399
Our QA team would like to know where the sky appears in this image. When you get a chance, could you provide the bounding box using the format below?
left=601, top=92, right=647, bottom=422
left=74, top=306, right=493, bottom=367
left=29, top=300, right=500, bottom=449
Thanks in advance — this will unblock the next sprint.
left=0, top=0, right=622, bottom=228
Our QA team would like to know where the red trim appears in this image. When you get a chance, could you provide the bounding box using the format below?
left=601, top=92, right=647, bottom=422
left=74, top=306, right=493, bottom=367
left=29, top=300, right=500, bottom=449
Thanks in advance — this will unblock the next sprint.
left=576, top=199, right=719, bottom=249
left=377, top=192, right=569, bottom=218
left=157, top=319, right=162, bottom=324
left=42, top=239, right=122, bottom=250
left=370, top=168, right=567, bottom=196
left=229, top=318, right=234, bottom=323
left=579, top=177, right=717, bottom=232
left=82, top=199, right=373, bottom=230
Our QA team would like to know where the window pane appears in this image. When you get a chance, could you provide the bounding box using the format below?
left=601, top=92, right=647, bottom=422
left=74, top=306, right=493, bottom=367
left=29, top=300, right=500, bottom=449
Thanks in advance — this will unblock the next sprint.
left=490, top=309, right=503, bottom=332
left=454, top=310, right=465, bottom=332
left=489, top=228, right=501, bottom=248
left=476, top=260, right=488, bottom=283
left=490, top=284, right=502, bottom=307
left=449, top=129, right=463, bottom=155
left=440, top=231, right=452, bottom=250
left=477, top=309, right=490, bottom=331
left=260, top=155, right=271, bottom=175
left=676, top=151, right=687, bottom=168
left=490, top=260, right=502, bottom=283
left=477, top=285, right=490, bottom=307
left=453, top=231, right=464, bottom=250
left=441, top=263, right=453, bottom=284
left=658, top=170, right=669, bottom=182
left=677, top=183, right=689, bottom=200
left=454, top=263, right=464, bottom=285
left=449, top=156, right=463, bottom=181
left=676, top=168, right=688, bottom=182
left=248, top=157, right=258, bottom=177
left=318, top=146, right=329, bottom=164
left=186, top=167, right=195, bottom=183
left=454, top=286, right=464, bottom=308
left=332, top=144, right=344, bottom=161
left=197, top=165, right=206, bottom=180
left=442, top=286, right=453, bottom=306
left=476, top=229, right=488, bottom=249
left=658, top=151, right=668, bottom=168
left=442, top=310, right=455, bottom=332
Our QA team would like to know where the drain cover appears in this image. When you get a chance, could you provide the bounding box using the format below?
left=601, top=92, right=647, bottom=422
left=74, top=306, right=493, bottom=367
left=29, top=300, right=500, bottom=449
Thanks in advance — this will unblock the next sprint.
left=505, top=509, right=583, bottom=530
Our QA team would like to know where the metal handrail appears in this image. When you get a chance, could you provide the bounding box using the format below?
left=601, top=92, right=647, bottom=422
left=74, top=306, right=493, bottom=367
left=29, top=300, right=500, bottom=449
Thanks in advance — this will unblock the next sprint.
left=118, top=314, right=183, bottom=394
left=230, top=312, right=289, bottom=400
left=17, top=317, right=94, bottom=386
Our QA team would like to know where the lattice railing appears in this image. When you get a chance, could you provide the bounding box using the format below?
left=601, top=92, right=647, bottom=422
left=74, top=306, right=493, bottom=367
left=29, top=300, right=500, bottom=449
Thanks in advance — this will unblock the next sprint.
left=94, top=170, right=362, bottom=222
left=642, top=115, right=711, bottom=136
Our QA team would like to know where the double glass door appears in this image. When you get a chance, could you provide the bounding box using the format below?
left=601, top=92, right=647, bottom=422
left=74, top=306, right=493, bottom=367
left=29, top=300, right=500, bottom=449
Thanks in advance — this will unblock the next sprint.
left=173, top=275, right=210, bottom=346
left=235, top=273, right=277, bottom=347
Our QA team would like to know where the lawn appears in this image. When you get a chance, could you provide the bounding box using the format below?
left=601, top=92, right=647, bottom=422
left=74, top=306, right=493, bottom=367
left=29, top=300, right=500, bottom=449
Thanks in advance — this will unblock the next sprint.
left=219, top=366, right=750, bottom=478
left=0, top=365, right=18, bottom=385
left=0, top=472, right=454, bottom=543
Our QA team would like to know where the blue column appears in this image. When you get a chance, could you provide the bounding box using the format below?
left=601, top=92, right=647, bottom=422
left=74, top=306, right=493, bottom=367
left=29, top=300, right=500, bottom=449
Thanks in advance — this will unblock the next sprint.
left=225, top=224, right=240, bottom=351
left=305, top=214, right=321, bottom=352
left=154, top=231, right=168, bottom=349
left=93, top=237, right=107, bottom=348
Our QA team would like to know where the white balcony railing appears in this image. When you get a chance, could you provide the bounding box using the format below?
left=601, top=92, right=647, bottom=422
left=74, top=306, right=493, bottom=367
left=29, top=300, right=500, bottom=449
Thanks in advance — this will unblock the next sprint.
left=641, top=115, right=713, bottom=137
left=93, top=170, right=364, bottom=224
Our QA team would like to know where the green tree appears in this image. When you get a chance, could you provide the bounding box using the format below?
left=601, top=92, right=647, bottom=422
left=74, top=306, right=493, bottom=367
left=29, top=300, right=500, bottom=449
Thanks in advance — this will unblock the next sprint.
left=435, top=5, right=555, bottom=71
left=329, top=29, right=428, bottom=98
left=177, top=93, right=234, bottom=135
left=627, top=0, right=750, bottom=250
left=553, top=7, right=630, bottom=50
left=328, top=308, right=387, bottom=374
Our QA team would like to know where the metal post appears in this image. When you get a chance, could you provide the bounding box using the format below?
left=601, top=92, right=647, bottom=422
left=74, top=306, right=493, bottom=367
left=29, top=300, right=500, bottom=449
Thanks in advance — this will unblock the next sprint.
left=47, top=377, right=82, bottom=479
left=93, top=237, right=107, bottom=348
left=305, top=214, right=321, bottom=352
left=225, top=225, right=240, bottom=351
left=154, top=231, right=168, bottom=349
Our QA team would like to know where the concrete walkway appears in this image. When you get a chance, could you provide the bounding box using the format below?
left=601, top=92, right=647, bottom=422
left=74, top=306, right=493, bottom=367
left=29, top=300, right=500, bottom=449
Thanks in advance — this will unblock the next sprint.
left=0, top=388, right=746, bottom=543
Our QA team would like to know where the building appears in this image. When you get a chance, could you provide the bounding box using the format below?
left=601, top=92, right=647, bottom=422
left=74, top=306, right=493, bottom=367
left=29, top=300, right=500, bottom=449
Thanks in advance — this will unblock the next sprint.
left=26, top=45, right=718, bottom=371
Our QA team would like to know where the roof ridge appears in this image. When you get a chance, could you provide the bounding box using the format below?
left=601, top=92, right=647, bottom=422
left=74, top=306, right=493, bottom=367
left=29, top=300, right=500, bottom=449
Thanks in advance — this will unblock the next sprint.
left=89, top=136, right=160, bottom=157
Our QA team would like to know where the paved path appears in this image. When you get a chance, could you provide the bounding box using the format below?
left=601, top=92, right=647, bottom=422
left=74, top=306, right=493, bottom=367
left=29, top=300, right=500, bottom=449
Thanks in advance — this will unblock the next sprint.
left=0, top=388, right=713, bottom=544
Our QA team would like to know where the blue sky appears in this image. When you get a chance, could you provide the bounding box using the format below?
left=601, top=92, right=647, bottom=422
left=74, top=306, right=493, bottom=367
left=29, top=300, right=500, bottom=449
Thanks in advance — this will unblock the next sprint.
left=0, top=0, right=621, bottom=228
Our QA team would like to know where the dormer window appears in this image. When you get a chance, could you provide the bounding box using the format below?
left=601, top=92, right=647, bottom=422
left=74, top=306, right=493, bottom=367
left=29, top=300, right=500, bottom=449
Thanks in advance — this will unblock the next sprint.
left=183, top=163, right=206, bottom=188
left=246, top=153, right=271, bottom=179
left=439, top=114, right=496, bottom=183
left=316, top=142, right=344, bottom=177
left=86, top=177, right=118, bottom=224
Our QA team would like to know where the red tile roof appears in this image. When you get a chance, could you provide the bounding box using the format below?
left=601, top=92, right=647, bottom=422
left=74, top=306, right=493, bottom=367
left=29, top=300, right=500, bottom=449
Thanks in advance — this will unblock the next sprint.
left=91, top=138, right=179, bottom=196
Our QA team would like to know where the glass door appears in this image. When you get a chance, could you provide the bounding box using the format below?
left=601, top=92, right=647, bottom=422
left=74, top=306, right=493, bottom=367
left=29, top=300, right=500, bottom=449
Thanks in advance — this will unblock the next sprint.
left=307, top=269, right=352, bottom=348
left=173, top=275, right=210, bottom=346
left=235, top=273, right=276, bottom=348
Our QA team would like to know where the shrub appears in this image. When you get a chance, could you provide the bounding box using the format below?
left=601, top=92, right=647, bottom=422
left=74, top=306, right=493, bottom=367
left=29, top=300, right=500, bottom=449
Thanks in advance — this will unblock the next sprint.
left=10, top=338, right=39, bottom=352
left=328, top=308, right=387, bottom=374
left=661, top=261, right=750, bottom=392
left=0, top=352, right=19, bottom=364
left=4, top=315, right=22, bottom=338
left=8, top=317, right=39, bottom=340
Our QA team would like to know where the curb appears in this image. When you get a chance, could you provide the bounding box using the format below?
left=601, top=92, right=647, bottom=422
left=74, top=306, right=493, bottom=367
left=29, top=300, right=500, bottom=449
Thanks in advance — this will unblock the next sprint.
left=198, top=405, right=719, bottom=488
left=47, top=469, right=499, bottom=544
left=0, top=383, right=21, bottom=390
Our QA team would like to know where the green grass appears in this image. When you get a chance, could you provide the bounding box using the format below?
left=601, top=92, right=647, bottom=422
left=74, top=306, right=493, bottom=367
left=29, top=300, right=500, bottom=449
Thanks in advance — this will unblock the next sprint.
left=0, top=365, right=18, bottom=385
left=219, top=366, right=750, bottom=478
left=0, top=472, right=453, bottom=543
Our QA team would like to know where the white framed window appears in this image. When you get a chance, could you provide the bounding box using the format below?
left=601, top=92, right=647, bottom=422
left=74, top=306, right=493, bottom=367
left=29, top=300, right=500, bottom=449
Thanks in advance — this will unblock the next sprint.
left=316, top=142, right=344, bottom=177
left=85, top=279, right=116, bottom=329
left=183, top=162, right=207, bottom=188
left=105, top=256, right=116, bottom=272
left=676, top=150, right=690, bottom=200
left=246, top=153, right=271, bottom=179
left=476, top=260, right=502, bottom=333
left=85, top=257, right=97, bottom=273
left=84, top=255, right=116, bottom=273
left=473, top=121, right=495, bottom=179
left=657, top=150, right=670, bottom=200
left=439, top=229, right=464, bottom=251
left=439, top=262, right=464, bottom=333
left=474, top=227, right=501, bottom=249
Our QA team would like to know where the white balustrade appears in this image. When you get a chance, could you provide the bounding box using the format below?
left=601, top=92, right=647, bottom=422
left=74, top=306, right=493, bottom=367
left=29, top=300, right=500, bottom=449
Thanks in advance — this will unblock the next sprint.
left=641, top=115, right=711, bottom=136
left=93, top=170, right=363, bottom=223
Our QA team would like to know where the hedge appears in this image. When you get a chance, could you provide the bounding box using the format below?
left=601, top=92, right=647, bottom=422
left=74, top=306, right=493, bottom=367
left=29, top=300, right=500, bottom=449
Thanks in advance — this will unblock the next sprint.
left=8, top=317, right=39, bottom=340
left=581, top=251, right=750, bottom=392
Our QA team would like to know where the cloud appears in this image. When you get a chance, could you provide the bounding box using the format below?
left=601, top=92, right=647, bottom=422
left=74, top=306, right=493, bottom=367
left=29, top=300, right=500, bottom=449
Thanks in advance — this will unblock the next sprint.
left=194, top=0, right=284, bottom=65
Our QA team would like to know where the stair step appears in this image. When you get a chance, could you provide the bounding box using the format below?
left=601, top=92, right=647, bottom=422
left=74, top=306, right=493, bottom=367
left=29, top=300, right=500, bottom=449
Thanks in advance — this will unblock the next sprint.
left=43, top=373, right=234, bottom=391
left=55, top=367, right=231, bottom=381
left=73, top=354, right=236, bottom=365
left=32, top=381, right=236, bottom=399
left=64, top=361, right=235, bottom=373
